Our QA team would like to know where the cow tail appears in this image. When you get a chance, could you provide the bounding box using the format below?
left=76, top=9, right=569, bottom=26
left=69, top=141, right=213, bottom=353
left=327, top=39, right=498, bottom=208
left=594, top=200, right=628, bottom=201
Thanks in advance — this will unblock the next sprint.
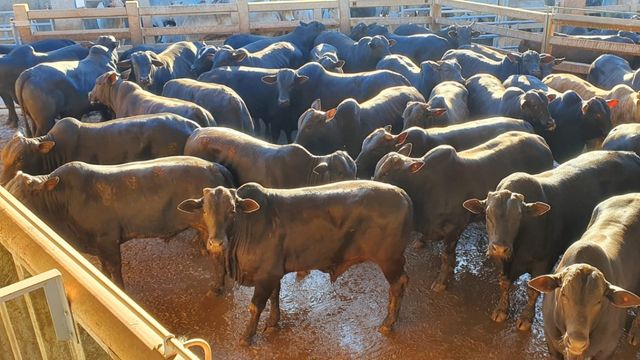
left=14, top=72, right=34, bottom=136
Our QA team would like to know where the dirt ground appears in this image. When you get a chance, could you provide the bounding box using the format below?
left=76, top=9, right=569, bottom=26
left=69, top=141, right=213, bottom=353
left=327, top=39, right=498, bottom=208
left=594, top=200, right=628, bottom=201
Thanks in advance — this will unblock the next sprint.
left=1, top=108, right=639, bottom=359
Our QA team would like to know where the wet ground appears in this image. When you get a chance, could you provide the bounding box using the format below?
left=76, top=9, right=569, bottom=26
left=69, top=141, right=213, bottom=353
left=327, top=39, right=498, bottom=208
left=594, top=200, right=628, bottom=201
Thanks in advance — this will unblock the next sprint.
left=1, top=108, right=639, bottom=359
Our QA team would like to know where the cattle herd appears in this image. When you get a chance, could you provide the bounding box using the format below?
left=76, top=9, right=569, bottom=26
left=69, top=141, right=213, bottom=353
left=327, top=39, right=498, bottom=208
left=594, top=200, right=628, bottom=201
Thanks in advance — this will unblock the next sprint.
left=3, top=19, right=640, bottom=358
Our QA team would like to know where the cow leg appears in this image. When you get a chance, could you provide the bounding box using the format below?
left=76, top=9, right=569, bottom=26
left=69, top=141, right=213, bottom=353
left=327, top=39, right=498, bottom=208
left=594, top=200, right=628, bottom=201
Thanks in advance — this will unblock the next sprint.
left=516, top=285, right=539, bottom=331
left=240, top=281, right=276, bottom=346
left=96, top=234, right=124, bottom=288
left=492, top=264, right=512, bottom=323
left=629, top=310, right=640, bottom=346
left=264, top=281, right=281, bottom=332
left=1, top=93, right=18, bottom=127
left=431, top=228, right=462, bottom=292
left=379, top=258, right=409, bottom=334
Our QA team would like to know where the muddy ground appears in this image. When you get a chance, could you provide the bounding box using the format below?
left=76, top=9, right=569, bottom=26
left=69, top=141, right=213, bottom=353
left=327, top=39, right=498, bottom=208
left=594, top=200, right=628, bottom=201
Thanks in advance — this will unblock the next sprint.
left=1, top=107, right=639, bottom=359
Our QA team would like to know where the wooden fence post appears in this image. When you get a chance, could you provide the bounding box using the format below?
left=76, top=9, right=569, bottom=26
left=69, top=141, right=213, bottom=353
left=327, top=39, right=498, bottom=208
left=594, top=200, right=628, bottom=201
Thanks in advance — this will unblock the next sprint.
left=11, top=4, right=33, bottom=44
left=338, top=0, right=350, bottom=33
left=430, top=0, right=442, bottom=31
left=237, top=0, right=250, bottom=33
left=125, top=1, right=143, bottom=45
left=541, top=11, right=555, bottom=54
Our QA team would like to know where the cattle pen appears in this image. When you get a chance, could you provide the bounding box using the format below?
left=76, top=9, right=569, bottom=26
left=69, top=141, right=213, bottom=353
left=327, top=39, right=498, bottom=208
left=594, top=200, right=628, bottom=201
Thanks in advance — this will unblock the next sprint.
left=3, top=0, right=640, bottom=359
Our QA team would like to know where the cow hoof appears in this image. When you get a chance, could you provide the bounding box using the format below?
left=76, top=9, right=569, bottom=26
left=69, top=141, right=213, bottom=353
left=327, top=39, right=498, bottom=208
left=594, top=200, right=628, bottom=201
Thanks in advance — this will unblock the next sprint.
left=430, top=281, right=446, bottom=293
left=238, top=337, right=252, bottom=347
left=378, top=325, right=392, bottom=335
left=264, top=324, right=279, bottom=335
left=491, top=308, right=508, bottom=323
left=516, top=318, right=532, bottom=331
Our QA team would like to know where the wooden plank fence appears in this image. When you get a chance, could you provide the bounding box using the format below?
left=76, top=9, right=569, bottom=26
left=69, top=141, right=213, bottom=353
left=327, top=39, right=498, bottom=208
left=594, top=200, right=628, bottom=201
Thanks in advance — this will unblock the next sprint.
left=10, top=0, right=640, bottom=74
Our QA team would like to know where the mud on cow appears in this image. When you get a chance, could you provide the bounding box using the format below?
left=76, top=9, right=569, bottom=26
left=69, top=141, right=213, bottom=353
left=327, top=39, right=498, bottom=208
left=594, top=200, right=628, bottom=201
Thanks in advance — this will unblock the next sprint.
left=0, top=114, right=199, bottom=185
left=374, top=131, right=553, bottom=291
left=177, top=180, right=413, bottom=345
left=184, top=127, right=356, bottom=188
left=5, top=156, right=234, bottom=287
left=463, top=151, right=640, bottom=332
left=529, top=193, right=640, bottom=359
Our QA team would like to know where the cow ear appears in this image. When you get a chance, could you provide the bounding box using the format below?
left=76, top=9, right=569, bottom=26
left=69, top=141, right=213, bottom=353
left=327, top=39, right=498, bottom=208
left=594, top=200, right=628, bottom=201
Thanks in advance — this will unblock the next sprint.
left=237, top=198, right=260, bottom=214
left=151, top=59, right=164, bottom=67
left=519, top=98, right=529, bottom=109
left=38, top=141, right=55, bottom=153
left=554, top=57, right=565, bottom=65
left=448, top=30, right=458, bottom=38
left=383, top=124, right=392, bottom=133
left=232, top=50, right=248, bottom=62
left=177, top=198, right=203, bottom=214
left=540, top=53, right=555, bottom=64
left=462, top=198, right=486, bottom=214
left=547, top=94, right=557, bottom=102
left=396, top=143, right=412, bottom=156
left=325, top=108, right=337, bottom=120
left=607, top=99, right=619, bottom=108
left=107, top=72, right=119, bottom=85
left=506, top=53, right=521, bottom=63
left=395, top=131, right=408, bottom=145
left=472, top=30, right=481, bottom=37
left=117, top=59, right=132, bottom=69
left=607, top=284, right=640, bottom=308
left=311, top=99, right=322, bottom=110
left=388, top=39, right=397, bottom=47
left=528, top=274, right=561, bottom=293
left=312, top=162, right=328, bottom=175
left=429, top=108, right=447, bottom=117
left=121, top=69, right=131, bottom=80
left=335, top=60, right=345, bottom=69
left=296, top=75, right=309, bottom=84
left=261, top=75, right=277, bottom=84
left=524, top=201, right=550, bottom=216
left=42, top=176, right=60, bottom=191
left=408, top=161, right=424, bottom=173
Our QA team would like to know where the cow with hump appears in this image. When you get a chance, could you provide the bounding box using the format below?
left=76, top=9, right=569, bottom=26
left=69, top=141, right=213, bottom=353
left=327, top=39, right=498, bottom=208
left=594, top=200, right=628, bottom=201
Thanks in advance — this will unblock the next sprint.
left=463, top=151, right=640, bottom=332
left=374, top=131, right=553, bottom=291
left=177, top=181, right=413, bottom=345
left=184, top=127, right=356, bottom=188
left=528, top=193, right=640, bottom=359
left=5, top=156, right=234, bottom=287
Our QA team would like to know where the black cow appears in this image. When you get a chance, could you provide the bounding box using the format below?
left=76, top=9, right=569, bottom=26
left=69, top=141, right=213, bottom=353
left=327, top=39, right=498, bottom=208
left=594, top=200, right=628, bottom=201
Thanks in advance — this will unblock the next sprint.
left=295, top=86, right=424, bottom=157
left=502, top=74, right=561, bottom=96
left=463, top=151, right=640, bottom=331
left=588, top=54, right=640, bottom=91
left=602, top=123, right=640, bottom=155
left=176, top=181, right=413, bottom=345
left=313, top=31, right=395, bottom=72
left=210, top=42, right=304, bottom=69
left=0, top=114, right=199, bottom=185
left=355, top=117, right=534, bottom=179
left=184, top=127, right=356, bottom=188
left=5, top=156, right=234, bottom=287
left=543, top=90, right=616, bottom=162
left=310, top=43, right=345, bottom=73
left=162, top=78, right=254, bottom=134
left=403, top=81, right=469, bottom=129
left=374, top=131, right=553, bottom=291
left=241, top=21, right=326, bottom=56
left=117, top=41, right=200, bottom=94
left=15, top=45, right=118, bottom=137
left=528, top=193, right=640, bottom=360
left=466, top=74, right=556, bottom=133
left=224, top=33, right=269, bottom=49
left=190, top=44, right=226, bottom=76
left=376, top=54, right=464, bottom=98
left=0, top=39, right=75, bottom=55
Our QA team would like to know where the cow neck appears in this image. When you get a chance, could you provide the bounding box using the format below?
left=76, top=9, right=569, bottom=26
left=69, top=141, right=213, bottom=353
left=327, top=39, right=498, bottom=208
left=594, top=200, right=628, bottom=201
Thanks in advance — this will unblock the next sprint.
left=112, top=80, right=132, bottom=112
left=36, top=134, right=64, bottom=174
left=36, top=178, right=68, bottom=223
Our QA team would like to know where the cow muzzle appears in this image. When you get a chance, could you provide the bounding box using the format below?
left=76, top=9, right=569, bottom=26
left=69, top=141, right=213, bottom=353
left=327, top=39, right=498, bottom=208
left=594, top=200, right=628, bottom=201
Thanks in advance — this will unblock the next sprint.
left=565, top=334, right=589, bottom=357
left=487, top=243, right=512, bottom=259
left=278, top=98, right=290, bottom=107
left=139, top=77, right=151, bottom=87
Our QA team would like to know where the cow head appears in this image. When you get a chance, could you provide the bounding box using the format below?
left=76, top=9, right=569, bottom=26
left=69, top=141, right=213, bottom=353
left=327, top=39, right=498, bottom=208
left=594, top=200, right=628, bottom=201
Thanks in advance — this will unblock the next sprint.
left=312, top=150, right=357, bottom=184
left=88, top=71, right=120, bottom=107
left=177, top=186, right=260, bottom=294
left=5, top=171, right=60, bottom=209
left=294, top=20, right=325, bottom=43
left=355, top=127, right=408, bottom=179
left=463, top=190, right=550, bottom=260
left=191, top=45, right=222, bottom=75
left=421, top=59, right=465, bottom=84
left=447, top=23, right=480, bottom=47
left=581, top=97, right=615, bottom=138
left=350, top=22, right=369, bottom=40
left=540, top=53, right=564, bottom=78
left=360, top=36, right=394, bottom=60
left=211, top=47, right=249, bottom=68
left=295, top=102, right=341, bottom=154
left=513, top=50, right=543, bottom=78
left=402, top=101, right=448, bottom=130
left=520, top=89, right=556, bottom=132
left=366, top=23, right=390, bottom=37
left=0, top=133, right=55, bottom=185
left=316, top=55, right=345, bottom=73
left=261, top=68, right=308, bottom=107
left=529, top=264, right=640, bottom=358
left=116, top=50, right=164, bottom=89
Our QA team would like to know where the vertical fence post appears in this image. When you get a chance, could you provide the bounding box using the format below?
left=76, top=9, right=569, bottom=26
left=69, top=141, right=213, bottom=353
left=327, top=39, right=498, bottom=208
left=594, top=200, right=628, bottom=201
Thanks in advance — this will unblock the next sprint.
left=338, top=0, right=350, bottom=33
left=541, top=9, right=555, bottom=54
left=430, top=0, right=441, bottom=31
left=12, top=4, right=32, bottom=44
left=125, top=1, right=143, bottom=45
left=237, top=0, right=250, bottom=33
